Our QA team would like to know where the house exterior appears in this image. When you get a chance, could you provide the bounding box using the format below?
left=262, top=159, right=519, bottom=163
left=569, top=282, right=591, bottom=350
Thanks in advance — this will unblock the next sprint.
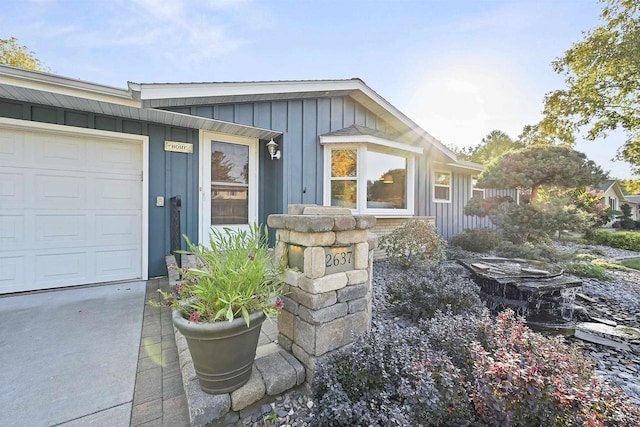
left=0, top=64, right=511, bottom=294
left=594, top=180, right=640, bottom=224
left=625, top=195, right=640, bottom=221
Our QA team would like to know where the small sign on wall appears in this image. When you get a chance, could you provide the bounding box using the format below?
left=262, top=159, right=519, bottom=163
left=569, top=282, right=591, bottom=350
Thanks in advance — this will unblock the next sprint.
left=164, top=141, right=193, bottom=153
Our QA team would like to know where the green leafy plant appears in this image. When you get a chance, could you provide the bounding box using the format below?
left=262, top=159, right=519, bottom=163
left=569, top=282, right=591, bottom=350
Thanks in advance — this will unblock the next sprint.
left=378, top=219, right=446, bottom=268
left=562, top=261, right=612, bottom=281
left=494, top=241, right=544, bottom=260
left=586, top=229, right=640, bottom=252
left=449, top=228, right=502, bottom=253
left=153, top=224, right=284, bottom=326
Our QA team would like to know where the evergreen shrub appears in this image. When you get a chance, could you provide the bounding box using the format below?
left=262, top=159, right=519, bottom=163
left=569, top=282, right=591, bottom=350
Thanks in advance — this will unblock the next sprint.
left=449, top=228, right=502, bottom=253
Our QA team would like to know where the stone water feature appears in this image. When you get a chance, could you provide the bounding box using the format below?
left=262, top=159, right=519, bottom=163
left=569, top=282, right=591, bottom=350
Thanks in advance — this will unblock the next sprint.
left=458, top=257, right=583, bottom=334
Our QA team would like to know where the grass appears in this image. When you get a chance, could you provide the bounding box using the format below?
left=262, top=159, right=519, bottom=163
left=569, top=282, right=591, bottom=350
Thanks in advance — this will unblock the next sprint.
left=620, top=258, right=640, bottom=271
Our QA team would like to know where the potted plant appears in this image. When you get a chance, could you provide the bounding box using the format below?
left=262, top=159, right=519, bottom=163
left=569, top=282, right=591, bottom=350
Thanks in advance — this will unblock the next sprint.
left=156, top=223, right=284, bottom=394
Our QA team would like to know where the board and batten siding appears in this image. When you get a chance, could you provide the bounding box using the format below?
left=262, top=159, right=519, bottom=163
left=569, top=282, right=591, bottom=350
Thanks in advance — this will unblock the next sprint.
left=0, top=99, right=198, bottom=277
left=167, top=96, right=390, bottom=225
left=416, top=157, right=516, bottom=240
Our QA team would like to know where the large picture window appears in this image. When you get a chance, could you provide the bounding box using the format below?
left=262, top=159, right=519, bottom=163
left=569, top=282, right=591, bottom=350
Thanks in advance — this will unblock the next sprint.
left=434, top=171, right=451, bottom=202
left=325, top=145, right=414, bottom=215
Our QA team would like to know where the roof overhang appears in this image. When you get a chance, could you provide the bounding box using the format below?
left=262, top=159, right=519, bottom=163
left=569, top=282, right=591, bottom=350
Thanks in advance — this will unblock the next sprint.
left=0, top=65, right=281, bottom=140
left=320, top=133, right=423, bottom=154
left=130, top=79, right=461, bottom=163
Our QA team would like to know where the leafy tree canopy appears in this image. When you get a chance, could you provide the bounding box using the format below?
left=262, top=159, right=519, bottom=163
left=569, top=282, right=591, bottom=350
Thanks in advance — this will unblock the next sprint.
left=618, top=178, right=640, bottom=194
left=0, top=37, right=48, bottom=71
left=477, top=145, right=608, bottom=203
left=455, top=130, right=524, bottom=165
left=540, top=0, right=640, bottom=174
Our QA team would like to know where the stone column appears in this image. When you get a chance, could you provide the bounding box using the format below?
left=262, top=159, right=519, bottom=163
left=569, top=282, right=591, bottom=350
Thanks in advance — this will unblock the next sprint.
left=267, top=205, right=377, bottom=385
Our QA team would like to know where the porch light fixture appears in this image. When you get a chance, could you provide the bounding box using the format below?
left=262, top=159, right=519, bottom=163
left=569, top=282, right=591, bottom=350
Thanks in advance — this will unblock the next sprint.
left=266, top=139, right=281, bottom=160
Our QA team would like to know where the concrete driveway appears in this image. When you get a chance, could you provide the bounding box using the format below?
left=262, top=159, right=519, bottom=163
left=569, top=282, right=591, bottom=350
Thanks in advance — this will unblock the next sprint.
left=0, top=281, right=145, bottom=427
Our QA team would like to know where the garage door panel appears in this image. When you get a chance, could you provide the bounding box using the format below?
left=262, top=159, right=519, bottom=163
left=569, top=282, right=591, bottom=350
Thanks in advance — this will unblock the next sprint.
left=91, top=141, right=142, bottom=174
left=95, top=213, right=140, bottom=243
left=37, top=136, right=86, bottom=168
left=95, top=248, right=140, bottom=281
left=36, top=174, right=87, bottom=209
left=1, top=215, right=25, bottom=247
left=0, top=172, right=26, bottom=207
left=35, top=214, right=86, bottom=244
left=0, top=131, right=25, bottom=164
left=35, top=252, right=87, bottom=284
left=0, top=256, right=25, bottom=292
left=93, top=177, right=140, bottom=209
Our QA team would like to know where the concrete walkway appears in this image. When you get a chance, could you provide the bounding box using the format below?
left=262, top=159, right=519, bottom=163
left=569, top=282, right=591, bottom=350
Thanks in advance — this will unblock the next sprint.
left=0, top=281, right=147, bottom=427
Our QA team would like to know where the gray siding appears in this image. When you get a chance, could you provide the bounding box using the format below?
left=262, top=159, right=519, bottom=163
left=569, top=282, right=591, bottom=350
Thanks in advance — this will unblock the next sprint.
left=166, top=96, right=388, bottom=224
left=417, top=157, right=516, bottom=239
left=0, top=100, right=198, bottom=277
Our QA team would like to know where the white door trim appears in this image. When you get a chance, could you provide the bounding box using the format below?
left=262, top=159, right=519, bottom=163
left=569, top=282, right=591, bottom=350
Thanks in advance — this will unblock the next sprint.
left=0, top=116, right=149, bottom=282
left=199, top=130, right=258, bottom=243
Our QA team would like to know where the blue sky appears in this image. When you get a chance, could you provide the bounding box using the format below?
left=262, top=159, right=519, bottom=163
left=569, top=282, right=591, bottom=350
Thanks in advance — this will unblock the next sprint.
left=2, top=0, right=635, bottom=179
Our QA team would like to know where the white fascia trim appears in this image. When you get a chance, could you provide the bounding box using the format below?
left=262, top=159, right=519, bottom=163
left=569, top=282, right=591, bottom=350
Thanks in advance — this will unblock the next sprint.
left=0, top=116, right=149, bottom=281
left=0, top=65, right=139, bottom=108
left=320, top=134, right=423, bottom=154
left=445, top=162, right=484, bottom=173
left=132, top=79, right=364, bottom=101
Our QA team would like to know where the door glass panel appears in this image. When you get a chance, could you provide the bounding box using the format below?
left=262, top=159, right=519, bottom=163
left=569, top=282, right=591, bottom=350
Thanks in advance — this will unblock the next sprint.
left=211, top=141, right=249, bottom=225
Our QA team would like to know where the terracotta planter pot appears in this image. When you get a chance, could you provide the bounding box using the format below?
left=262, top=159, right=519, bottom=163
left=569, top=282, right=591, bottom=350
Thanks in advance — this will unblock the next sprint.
left=173, top=310, right=265, bottom=394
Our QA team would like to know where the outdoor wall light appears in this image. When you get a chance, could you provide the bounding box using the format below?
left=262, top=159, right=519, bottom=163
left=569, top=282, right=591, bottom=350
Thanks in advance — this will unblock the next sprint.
left=266, top=139, right=281, bottom=160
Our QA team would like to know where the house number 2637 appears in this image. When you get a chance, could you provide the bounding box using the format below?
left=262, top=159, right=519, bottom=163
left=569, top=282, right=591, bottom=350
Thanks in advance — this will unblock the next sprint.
left=325, top=251, right=353, bottom=267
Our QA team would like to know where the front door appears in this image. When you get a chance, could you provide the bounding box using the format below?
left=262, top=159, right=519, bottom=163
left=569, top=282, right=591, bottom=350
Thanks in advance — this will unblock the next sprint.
left=200, top=132, right=258, bottom=241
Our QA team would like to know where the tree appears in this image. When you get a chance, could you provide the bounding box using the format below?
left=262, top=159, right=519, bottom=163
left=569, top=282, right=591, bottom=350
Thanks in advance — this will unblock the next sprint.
left=619, top=179, right=640, bottom=194
left=540, top=0, right=640, bottom=174
left=0, top=37, right=47, bottom=71
left=450, top=130, right=524, bottom=165
left=477, top=145, right=608, bottom=204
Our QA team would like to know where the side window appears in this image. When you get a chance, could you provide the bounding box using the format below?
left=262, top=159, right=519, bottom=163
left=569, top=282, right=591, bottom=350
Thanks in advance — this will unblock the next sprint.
left=471, top=176, right=484, bottom=199
left=434, top=171, right=451, bottom=202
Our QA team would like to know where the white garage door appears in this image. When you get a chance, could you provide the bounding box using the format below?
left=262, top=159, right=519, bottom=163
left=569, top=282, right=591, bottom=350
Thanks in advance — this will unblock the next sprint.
left=0, top=121, right=145, bottom=293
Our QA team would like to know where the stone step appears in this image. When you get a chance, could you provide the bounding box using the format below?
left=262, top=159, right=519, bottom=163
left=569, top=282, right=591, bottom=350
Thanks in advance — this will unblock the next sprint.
left=175, top=327, right=306, bottom=427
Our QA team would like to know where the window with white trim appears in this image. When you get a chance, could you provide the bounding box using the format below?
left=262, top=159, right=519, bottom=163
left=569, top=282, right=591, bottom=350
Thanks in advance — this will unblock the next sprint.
left=434, top=171, right=451, bottom=202
left=471, top=176, right=484, bottom=199
left=325, top=144, right=414, bottom=215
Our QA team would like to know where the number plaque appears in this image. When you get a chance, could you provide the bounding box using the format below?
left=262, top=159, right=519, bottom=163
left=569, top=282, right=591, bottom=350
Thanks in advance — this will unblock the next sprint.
left=288, top=244, right=355, bottom=274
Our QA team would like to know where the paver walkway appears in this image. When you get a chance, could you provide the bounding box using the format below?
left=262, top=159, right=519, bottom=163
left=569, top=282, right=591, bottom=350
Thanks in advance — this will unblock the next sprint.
left=131, top=277, right=190, bottom=426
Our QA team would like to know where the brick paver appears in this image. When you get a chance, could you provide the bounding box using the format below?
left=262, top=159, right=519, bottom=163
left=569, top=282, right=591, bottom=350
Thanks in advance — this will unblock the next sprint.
left=132, top=278, right=190, bottom=427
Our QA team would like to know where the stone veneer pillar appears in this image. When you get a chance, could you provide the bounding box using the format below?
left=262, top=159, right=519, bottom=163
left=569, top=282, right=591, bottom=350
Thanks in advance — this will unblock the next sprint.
left=267, top=204, right=377, bottom=385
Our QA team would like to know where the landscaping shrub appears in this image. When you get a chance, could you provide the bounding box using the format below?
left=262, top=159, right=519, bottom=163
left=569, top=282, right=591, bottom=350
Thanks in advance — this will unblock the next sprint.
left=419, top=309, right=491, bottom=378
left=472, top=309, right=640, bottom=426
left=449, top=228, right=502, bottom=253
left=387, top=265, right=484, bottom=321
left=494, top=241, right=544, bottom=260
left=379, top=219, right=446, bottom=269
left=587, top=229, right=640, bottom=252
left=562, top=261, right=612, bottom=280
left=312, top=325, right=478, bottom=427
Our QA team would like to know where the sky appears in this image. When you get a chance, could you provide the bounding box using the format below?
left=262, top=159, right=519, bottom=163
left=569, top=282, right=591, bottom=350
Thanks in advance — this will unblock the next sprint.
left=2, top=0, right=636, bottom=179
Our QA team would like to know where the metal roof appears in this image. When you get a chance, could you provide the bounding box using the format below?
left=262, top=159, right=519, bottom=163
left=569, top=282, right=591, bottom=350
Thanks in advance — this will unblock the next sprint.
left=0, top=65, right=281, bottom=140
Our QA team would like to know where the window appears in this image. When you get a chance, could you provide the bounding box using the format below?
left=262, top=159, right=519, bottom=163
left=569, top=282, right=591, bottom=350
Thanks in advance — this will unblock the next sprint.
left=325, top=145, right=414, bottom=214
left=609, top=197, right=616, bottom=211
left=471, top=176, right=484, bottom=199
left=330, top=149, right=358, bottom=208
left=434, top=171, right=451, bottom=202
